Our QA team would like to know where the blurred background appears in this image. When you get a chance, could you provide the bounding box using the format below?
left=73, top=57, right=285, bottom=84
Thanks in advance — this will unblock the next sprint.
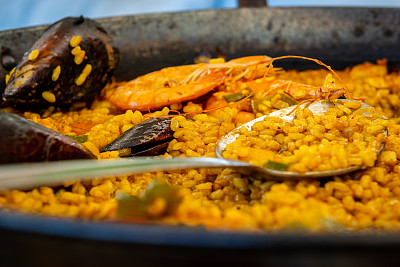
left=1, top=0, right=400, bottom=31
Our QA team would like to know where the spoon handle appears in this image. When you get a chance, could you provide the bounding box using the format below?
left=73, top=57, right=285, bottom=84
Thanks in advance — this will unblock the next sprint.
left=0, top=157, right=251, bottom=190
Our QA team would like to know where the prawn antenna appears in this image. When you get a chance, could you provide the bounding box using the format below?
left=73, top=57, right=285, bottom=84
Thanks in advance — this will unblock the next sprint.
left=265, top=55, right=354, bottom=100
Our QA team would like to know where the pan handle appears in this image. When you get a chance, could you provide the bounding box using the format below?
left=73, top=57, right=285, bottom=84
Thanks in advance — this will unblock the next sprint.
left=238, top=0, right=267, bottom=7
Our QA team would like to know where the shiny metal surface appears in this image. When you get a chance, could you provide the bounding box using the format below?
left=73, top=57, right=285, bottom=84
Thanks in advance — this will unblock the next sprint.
left=216, top=100, right=386, bottom=178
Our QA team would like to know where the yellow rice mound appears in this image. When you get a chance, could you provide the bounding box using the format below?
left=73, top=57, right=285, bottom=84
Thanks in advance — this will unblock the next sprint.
left=222, top=101, right=388, bottom=172
left=2, top=61, right=400, bottom=232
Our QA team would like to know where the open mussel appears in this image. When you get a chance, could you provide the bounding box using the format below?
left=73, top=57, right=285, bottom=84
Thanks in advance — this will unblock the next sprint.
left=100, top=117, right=173, bottom=157
left=3, top=16, right=119, bottom=112
left=0, top=111, right=95, bottom=164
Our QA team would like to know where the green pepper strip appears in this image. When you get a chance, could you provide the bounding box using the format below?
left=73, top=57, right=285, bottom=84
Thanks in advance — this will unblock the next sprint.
left=265, top=160, right=290, bottom=171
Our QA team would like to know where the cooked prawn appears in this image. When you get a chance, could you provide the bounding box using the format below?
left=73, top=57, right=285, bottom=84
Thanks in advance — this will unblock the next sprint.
left=204, top=73, right=347, bottom=117
left=103, top=64, right=223, bottom=111
left=224, top=55, right=354, bottom=102
left=246, top=72, right=350, bottom=116
left=247, top=74, right=346, bottom=101
left=103, top=56, right=272, bottom=111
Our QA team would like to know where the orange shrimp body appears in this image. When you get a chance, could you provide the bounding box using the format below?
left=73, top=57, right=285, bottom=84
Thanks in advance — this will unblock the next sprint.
left=246, top=77, right=346, bottom=101
left=104, top=64, right=227, bottom=111
left=103, top=55, right=271, bottom=111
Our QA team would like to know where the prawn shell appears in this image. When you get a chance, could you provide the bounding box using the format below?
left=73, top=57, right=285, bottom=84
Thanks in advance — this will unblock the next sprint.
left=246, top=77, right=320, bottom=100
left=104, top=65, right=226, bottom=111
left=100, top=117, right=173, bottom=156
left=3, top=17, right=119, bottom=111
left=0, top=111, right=95, bottom=164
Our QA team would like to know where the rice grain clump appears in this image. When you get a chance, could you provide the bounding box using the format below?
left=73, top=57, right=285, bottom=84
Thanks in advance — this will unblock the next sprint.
left=222, top=100, right=388, bottom=172
left=167, top=104, right=237, bottom=158
left=3, top=61, right=400, bottom=232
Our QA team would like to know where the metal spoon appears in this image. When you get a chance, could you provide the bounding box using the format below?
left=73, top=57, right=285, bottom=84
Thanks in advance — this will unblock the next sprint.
left=0, top=100, right=386, bottom=190
left=0, top=157, right=291, bottom=190
left=0, top=153, right=375, bottom=191
left=216, top=99, right=387, bottom=179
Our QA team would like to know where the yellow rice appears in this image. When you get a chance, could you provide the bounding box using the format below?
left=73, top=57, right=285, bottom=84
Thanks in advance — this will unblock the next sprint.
left=222, top=101, right=387, bottom=172
left=2, top=61, right=400, bottom=232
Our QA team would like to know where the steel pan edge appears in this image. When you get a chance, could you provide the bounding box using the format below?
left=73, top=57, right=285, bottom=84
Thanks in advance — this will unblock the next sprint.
left=1, top=211, right=400, bottom=266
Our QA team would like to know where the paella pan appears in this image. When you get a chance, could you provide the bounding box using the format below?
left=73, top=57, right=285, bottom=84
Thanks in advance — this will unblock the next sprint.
left=1, top=6, right=400, bottom=266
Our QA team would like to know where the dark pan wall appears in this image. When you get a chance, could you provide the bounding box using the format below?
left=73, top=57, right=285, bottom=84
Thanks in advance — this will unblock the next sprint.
left=1, top=7, right=400, bottom=87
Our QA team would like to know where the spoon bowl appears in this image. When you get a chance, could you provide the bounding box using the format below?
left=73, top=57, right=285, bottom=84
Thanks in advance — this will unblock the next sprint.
left=216, top=99, right=387, bottom=179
